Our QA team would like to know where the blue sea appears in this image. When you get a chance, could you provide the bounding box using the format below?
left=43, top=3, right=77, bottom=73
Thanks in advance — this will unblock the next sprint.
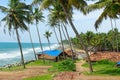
left=0, top=42, right=59, bottom=67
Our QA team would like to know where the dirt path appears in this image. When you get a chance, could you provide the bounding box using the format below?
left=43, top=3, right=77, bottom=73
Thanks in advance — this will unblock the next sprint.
left=0, top=66, right=51, bottom=80
left=54, top=60, right=120, bottom=80
left=76, top=60, right=120, bottom=80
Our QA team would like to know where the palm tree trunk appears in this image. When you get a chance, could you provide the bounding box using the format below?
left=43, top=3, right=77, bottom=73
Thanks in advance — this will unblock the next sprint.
left=53, top=27, right=60, bottom=44
left=58, top=24, right=65, bottom=59
left=60, top=4, right=93, bottom=72
left=28, top=27, right=37, bottom=60
left=36, top=22, right=45, bottom=63
left=15, top=29, right=25, bottom=69
left=114, top=19, right=119, bottom=52
left=63, top=23, right=74, bottom=60
left=47, top=38, right=51, bottom=50
left=61, top=24, right=68, bottom=42
left=110, top=18, right=115, bottom=52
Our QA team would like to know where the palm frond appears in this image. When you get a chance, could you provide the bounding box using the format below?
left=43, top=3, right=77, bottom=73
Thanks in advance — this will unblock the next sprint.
left=94, top=7, right=108, bottom=29
left=0, top=6, right=8, bottom=13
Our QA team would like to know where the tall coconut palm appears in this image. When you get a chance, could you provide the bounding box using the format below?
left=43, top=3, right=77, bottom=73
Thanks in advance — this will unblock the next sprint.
left=47, top=2, right=74, bottom=60
left=33, top=0, right=93, bottom=72
left=47, top=17, right=60, bottom=44
left=63, top=23, right=75, bottom=60
left=87, top=0, right=120, bottom=29
left=44, top=31, right=52, bottom=50
left=0, top=0, right=30, bottom=68
left=39, top=0, right=93, bottom=72
left=87, top=0, right=120, bottom=52
left=27, top=13, right=37, bottom=60
left=32, top=8, right=45, bottom=63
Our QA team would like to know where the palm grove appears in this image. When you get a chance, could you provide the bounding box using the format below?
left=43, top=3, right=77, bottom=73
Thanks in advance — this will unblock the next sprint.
left=0, top=0, right=120, bottom=73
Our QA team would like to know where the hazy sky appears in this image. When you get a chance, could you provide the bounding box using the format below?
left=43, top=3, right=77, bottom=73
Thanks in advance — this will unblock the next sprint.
left=0, top=0, right=119, bottom=43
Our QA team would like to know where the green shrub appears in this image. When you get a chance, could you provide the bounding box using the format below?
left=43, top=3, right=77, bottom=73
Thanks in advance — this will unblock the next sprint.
left=49, top=59, right=76, bottom=71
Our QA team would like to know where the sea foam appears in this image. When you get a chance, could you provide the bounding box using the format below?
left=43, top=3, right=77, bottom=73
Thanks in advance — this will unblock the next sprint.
left=0, top=43, right=59, bottom=59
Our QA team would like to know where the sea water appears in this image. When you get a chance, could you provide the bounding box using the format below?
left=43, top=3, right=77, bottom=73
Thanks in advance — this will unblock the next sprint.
left=0, top=42, right=59, bottom=66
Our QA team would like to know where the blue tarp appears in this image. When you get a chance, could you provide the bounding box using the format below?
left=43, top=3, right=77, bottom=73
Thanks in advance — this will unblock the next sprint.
left=117, top=62, right=120, bottom=65
left=39, top=50, right=62, bottom=57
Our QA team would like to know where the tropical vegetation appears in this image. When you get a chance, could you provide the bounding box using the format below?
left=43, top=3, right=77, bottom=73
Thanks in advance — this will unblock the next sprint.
left=69, top=28, right=120, bottom=52
left=0, top=0, right=120, bottom=75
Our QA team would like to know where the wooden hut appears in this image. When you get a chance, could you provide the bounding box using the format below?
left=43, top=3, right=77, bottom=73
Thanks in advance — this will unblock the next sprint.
left=37, top=49, right=74, bottom=61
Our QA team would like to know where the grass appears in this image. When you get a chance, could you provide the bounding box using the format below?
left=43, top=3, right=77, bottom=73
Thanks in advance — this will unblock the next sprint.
left=23, top=73, right=53, bottom=80
left=0, top=60, right=55, bottom=71
left=24, top=59, right=75, bottom=80
left=82, top=60, right=120, bottom=76
left=26, top=60, right=55, bottom=66
left=0, top=66, right=24, bottom=71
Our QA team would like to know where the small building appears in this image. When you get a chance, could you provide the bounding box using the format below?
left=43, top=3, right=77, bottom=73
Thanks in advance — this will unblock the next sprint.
left=37, top=49, right=73, bottom=61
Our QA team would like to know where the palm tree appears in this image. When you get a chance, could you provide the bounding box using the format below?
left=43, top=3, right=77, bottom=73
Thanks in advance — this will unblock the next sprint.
left=47, top=16, right=60, bottom=44
left=44, top=31, right=52, bottom=50
left=33, top=0, right=93, bottom=72
left=63, top=23, right=75, bottom=60
left=87, top=0, right=120, bottom=52
left=87, top=0, right=120, bottom=29
left=40, top=0, right=93, bottom=72
left=47, top=2, right=75, bottom=60
left=0, top=0, right=30, bottom=68
left=32, top=8, right=45, bottom=63
left=27, top=13, right=37, bottom=60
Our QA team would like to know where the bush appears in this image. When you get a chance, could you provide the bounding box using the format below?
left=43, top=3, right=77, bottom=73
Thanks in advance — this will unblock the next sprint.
left=49, top=59, right=76, bottom=71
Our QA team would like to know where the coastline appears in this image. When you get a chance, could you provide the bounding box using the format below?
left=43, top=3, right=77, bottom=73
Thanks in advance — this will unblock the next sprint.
left=0, top=43, right=59, bottom=67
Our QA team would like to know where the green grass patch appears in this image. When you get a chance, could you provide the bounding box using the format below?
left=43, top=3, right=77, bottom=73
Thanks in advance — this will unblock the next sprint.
left=82, top=60, right=120, bottom=76
left=0, top=60, right=55, bottom=72
left=24, top=73, right=53, bottom=80
left=49, top=59, right=76, bottom=72
left=0, top=66, right=24, bottom=71
left=26, top=60, right=55, bottom=66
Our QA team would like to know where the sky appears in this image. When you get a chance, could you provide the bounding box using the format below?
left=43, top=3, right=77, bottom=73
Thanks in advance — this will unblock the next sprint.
left=0, top=0, right=119, bottom=43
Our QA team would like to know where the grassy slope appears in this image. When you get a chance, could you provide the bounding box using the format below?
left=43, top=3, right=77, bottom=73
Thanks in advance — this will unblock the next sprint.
left=82, top=60, right=120, bottom=76
left=0, top=60, right=54, bottom=71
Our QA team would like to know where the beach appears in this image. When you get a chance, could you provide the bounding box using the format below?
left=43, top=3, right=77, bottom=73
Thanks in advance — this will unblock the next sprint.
left=0, top=42, right=59, bottom=67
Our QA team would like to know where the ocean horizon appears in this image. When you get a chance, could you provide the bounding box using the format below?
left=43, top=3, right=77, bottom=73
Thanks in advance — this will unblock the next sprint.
left=0, top=42, right=59, bottom=67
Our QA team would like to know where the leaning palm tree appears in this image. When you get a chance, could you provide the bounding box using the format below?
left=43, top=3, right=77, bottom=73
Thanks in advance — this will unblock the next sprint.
left=32, top=8, right=45, bottom=63
left=47, top=2, right=75, bottom=60
left=0, top=0, right=30, bottom=68
left=47, top=17, right=60, bottom=45
left=44, top=31, right=52, bottom=50
left=33, top=0, right=94, bottom=72
left=27, top=13, right=37, bottom=60
left=87, top=0, right=120, bottom=29
left=87, top=0, right=120, bottom=52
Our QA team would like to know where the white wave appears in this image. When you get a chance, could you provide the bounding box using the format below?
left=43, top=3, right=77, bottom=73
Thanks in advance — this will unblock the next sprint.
left=0, top=48, right=34, bottom=59
left=0, top=43, right=60, bottom=59
left=0, top=51, right=20, bottom=59
left=35, top=44, right=60, bottom=52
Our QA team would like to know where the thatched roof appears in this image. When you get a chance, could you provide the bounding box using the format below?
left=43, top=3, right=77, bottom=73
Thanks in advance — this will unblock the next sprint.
left=64, top=49, right=73, bottom=56
left=38, top=54, right=56, bottom=60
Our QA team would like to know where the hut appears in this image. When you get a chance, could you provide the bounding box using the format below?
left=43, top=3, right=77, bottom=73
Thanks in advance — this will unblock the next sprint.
left=37, top=49, right=74, bottom=61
